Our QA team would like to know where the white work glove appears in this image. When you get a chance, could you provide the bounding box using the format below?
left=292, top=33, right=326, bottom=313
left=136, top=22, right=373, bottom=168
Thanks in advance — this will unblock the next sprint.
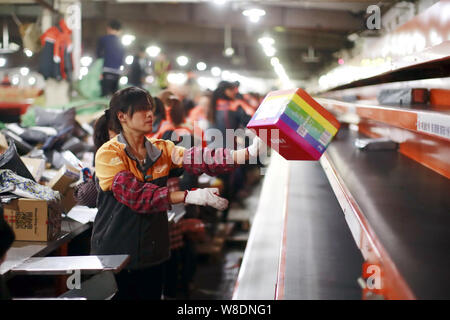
left=247, top=136, right=265, bottom=157
left=185, top=188, right=229, bottom=211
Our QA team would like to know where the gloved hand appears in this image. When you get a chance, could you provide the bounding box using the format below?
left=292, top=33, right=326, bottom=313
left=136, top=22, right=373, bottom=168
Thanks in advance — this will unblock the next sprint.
left=184, top=188, right=229, bottom=211
left=247, top=136, right=265, bottom=157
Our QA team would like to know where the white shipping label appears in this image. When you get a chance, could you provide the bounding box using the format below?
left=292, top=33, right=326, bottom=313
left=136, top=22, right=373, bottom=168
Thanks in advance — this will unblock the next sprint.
left=255, top=96, right=289, bottom=121
left=417, top=112, right=450, bottom=140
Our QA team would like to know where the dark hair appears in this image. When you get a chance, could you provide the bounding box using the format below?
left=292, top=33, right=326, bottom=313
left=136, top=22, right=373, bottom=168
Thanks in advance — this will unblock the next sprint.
left=109, top=87, right=155, bottom=132
left=93, top=113, right=117, bottom=152
left=169, top=100, right=185, bottom=126
left=210, top=81, right=236, bottom=123
left=0, top=207, right=15, bottom=259
left=153, top=97, right=166, bottom=120
left=108, top=20, right=121, bottom=31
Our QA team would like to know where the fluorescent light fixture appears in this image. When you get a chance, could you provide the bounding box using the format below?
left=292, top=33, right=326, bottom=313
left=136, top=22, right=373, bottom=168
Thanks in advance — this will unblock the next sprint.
left=270, top=57, right=280, bottom=66
left=24, top=49, right=33, bottom=57
left=196, top=62, right=207, bottom=71
left=120, top=65, right=124, bottom=71
left=211, top=66, right=221, bottom=77
left=224, top=47, right=234, bottom=57
left=0, top=57, right=5, bottom=67
left=125, top=55, right=134, bottom=65
left=167, top=72, right=187, bottom=85
left=80, top=56, right=93, bottom=67
left=121, top=34, right=135, bottom=46
left=214, top=0, right=226, bottom=5
left=120, top=76, right=128, bottom=85
left=146, top=45, right=161, bottom=58
left=242, top=8, right=266, bottom=23
left=258, top=37, right=274, bottom=47
left=176, top=55, right=189, bottom=67
left=20, top=67, right=29, bottom=76
left=28, top=76, right=36, bottom=86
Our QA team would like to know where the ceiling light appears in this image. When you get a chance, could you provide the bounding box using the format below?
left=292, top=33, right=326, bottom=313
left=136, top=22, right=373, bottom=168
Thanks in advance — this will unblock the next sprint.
left=196, top=62, right=207, bottom=71
left=24, top=49, right=33, bottom=57
left=20, top=67, right=29, bottom=76
left=270, top=57, right=280, bottom=66
left=80, top=56, right=92, bottom=67
left=11, top=75, right=19, bottom=85
left=211, top=66, right=221, bottom=77
left=242, top=8, right=266, bottom=23
left=146, top=45, right=161, bottom=58
left=214, top=0, right=227, bottom=5
left=258, top=37, right=274, bottom=47
left=80, top=66, right=89, bottom=77
left=125, top=55, right=134, bottom=65
left=121, top=34, right=135, bottom=46
left=0, top=57, right=6, bottom=67
left=176, top=55, right=189, bottom=67
left=120, top=76, right=128, bottom=85
left=28, top=76, right=36, bottom=86
left=263, top=47, right=276, bottom=57
left=224, top=47, right=234, bottom=57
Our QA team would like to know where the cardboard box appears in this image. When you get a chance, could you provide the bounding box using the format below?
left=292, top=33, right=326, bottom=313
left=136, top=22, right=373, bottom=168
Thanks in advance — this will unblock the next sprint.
left=20, top=157, right=46, bottom=182
left=3, top=198, right=62, bottom=241
left=48, top=164, right=80, bottom=194
left=0, top=132, right=8, bottom=153
left=247, top=88, right=340, bottom=160
left=61, top=187, right=77, bottom=213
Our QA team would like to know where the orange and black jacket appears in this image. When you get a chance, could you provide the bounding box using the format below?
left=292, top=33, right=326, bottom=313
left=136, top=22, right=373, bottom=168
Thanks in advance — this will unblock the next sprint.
left=91, top=133, right=235, bottom=269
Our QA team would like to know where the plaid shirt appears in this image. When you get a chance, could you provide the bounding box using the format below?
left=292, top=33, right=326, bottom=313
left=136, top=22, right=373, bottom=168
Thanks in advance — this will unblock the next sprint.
left=112, top=170, right=170, bottom=214
left=182, top=147, right=236, bottom=176
left=110, top=147, right=236, bottom=214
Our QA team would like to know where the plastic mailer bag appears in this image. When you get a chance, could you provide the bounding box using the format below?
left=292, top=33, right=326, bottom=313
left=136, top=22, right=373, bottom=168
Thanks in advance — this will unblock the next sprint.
left=0, top=169, right=60, bottom=201
left=0, top=137, right=35, bottom=181
left=34, top=107, right=76, bottom=130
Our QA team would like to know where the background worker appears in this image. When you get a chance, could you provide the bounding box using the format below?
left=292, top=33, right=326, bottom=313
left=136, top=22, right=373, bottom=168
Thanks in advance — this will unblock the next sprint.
left=97, top=20, right=125, bottom=97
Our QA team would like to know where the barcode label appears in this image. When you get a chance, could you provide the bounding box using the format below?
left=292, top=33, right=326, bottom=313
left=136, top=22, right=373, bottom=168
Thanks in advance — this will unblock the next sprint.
left=319, top=130, right=332, bottom=146
left=16, top=211, right=33, bottom=230
left=417, top=113, right=450, bottom=139
left=297, top=125, right=307, bottom=137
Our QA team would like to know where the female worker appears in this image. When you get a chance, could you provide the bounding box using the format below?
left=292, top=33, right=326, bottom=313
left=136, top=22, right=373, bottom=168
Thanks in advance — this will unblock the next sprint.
left=91, top=86, right=263, bottom=300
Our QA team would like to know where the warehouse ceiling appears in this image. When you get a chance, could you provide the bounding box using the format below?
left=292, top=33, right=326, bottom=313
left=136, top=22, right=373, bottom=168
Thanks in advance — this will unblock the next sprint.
left=0, top=0, right=398, bottom=82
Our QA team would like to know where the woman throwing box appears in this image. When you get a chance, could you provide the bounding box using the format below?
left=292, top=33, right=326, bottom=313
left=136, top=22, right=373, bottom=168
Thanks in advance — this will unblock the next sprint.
left=91, top=87, right=263, bottom=300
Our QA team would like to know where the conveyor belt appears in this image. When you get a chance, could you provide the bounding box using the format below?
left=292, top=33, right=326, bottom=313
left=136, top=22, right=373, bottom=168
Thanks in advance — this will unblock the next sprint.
left=281, top=161, right=363, bottom=299
left=326, top=128, right=450, bottom=299
left=234, top=152, right=364, bottom=299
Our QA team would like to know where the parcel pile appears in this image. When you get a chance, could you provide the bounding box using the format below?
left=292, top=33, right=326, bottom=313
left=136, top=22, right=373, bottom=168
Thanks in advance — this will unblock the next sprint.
left=0, top=106, right=96, bottom=241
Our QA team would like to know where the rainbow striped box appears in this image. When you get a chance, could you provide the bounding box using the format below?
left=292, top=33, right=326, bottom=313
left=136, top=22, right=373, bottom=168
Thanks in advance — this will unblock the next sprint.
left=247, top=88, right=340, bottom=160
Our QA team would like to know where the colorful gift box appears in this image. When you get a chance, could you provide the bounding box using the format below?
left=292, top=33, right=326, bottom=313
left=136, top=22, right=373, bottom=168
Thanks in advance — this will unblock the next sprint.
left=247, top=88, right=340, bottom=160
